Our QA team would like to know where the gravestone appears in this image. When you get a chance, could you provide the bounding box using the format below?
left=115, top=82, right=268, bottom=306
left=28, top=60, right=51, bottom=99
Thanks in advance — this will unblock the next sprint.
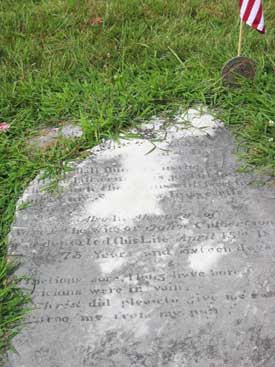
left=7, top=108, right=275, bottom=367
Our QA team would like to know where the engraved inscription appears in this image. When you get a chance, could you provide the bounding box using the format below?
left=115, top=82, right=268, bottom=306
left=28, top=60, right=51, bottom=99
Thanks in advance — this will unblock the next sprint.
left=8, top=110, right=275, bottom=367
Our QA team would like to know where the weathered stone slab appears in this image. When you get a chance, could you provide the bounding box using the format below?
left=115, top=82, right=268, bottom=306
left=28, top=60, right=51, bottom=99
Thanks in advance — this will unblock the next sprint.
left=28, top=124, right=83, bottom=150
left=7, top=108, right=275, bottom=367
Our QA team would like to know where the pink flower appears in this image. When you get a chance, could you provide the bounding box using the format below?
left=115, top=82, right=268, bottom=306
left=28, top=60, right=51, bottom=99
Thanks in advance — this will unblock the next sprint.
left=0, top=122, right=10, bottom=131
left=89, top=17, right=103, bottom=25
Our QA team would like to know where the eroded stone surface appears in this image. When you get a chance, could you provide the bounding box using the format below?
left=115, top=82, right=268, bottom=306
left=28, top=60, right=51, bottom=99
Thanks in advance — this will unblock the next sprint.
left=28, top=124, right=83, bottom=149
left=7, top=108, right=275, bottom=367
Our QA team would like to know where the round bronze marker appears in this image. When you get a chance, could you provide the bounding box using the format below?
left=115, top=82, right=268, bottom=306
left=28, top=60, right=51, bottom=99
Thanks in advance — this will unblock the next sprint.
left=222, top=56, right=256, bottom=88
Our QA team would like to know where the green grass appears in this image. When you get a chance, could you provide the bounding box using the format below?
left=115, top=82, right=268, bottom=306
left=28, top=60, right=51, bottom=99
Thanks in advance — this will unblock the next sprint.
left=0, top=0, right=275, bottom=362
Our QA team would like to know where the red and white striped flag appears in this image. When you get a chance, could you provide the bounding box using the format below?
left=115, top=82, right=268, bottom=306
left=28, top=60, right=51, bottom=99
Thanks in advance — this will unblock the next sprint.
left=240, top=0, right=265, bottom=33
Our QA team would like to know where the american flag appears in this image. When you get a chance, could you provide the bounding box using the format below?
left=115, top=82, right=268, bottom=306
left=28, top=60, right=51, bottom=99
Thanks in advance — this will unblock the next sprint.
left=240, top=0, right=265, bottom=33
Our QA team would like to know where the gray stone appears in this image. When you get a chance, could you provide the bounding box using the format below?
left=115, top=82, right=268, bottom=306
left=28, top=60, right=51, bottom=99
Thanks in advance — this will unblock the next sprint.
left=28, top=124, right=83, bottom=149
left=7, top=108, right=275, bottom=367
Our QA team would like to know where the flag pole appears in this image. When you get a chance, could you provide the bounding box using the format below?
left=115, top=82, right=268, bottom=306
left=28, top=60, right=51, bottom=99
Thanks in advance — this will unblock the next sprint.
left=238, top=19, right=244, bottom=56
